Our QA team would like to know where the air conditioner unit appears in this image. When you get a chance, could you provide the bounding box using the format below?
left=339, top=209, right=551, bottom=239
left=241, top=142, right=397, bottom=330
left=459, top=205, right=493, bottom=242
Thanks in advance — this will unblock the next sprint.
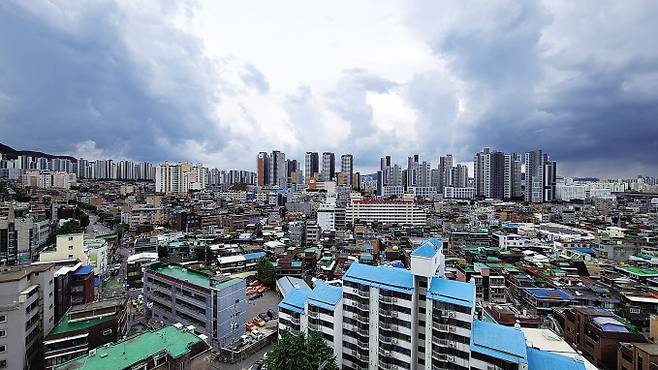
left=88, top=349, right=96, bottom=356
left=448, top=312, right=456, bottom=318
left=446, top=355, right=455, bottom=361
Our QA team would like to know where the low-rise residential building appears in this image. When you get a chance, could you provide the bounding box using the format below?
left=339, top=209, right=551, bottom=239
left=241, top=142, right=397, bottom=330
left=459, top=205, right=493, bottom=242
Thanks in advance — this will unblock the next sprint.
left=142, top=263, right=246, bottom=349
left=564, top=307, right=646, bottom=370
left=44, top=298, right=128, bottom=369
left=126, top=252, right=159, bottom=289
left=217, top=251, right=266, bottom=274
left=617, top=342, right=658, bottom=370
left=55, top=324, right=212, bottom=370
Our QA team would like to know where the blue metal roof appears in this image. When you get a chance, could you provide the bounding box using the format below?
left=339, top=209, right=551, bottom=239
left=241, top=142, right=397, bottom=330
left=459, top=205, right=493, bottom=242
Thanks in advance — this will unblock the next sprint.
left=343, top=263, right=414, bottom=294
left=73, top=265, right=94, bottom=276
left=243, top=251, right=266, bottom=261
left=526, top=288, right=574, bottom=300
left=427, top=277, right=475, bottom=308
left=411, top=238, right=443, bottom=258
left=471, top=321, right=528, bottom=364
left=307, top=283, right=343, bottom=311
left=278, top=287, right=311, bottom=315
left=276, top=276, right=310, bottom=297
left=527, top=348, right=586, bottom=370
left=570, top=247, right=595, bottom=255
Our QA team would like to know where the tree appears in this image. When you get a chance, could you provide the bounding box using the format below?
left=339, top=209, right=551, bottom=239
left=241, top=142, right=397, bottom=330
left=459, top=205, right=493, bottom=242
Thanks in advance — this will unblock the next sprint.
left=193, top=245, right=207, bottom=263
left=157, top=245, right=170, bottom=259
left=265, top=331, right=338, bottom=370
left=116, top=223, right=128, bottom=239
left=46, top=220, right=83, bottom=245
left=78, top=211, right=90, bottom=228
left=255, top=258, right=276, bottom=288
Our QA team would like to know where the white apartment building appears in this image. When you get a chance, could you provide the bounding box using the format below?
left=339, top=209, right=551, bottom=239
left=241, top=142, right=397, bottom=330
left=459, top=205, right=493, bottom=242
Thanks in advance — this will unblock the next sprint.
left=443, top=187, right=475, bottom=200
left=155, top=161, right=207, bottom=194
left=346, top=199, right=427, bottom=226
left=278, top=238, right=585, bottom=370
left=407, top=186, right=437, bottom=199
left=21, top=170, right=77, bottom=189
left=382, top=186, right=404, bottom=198
left=317, top=203, right=337, bottom=232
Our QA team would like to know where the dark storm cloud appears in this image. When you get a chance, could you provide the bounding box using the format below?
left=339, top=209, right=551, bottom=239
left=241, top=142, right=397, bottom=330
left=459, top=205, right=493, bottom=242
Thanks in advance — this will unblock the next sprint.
left=406, top=0, right=658, bottom=177
left=0, top=1, right=222, bottom=162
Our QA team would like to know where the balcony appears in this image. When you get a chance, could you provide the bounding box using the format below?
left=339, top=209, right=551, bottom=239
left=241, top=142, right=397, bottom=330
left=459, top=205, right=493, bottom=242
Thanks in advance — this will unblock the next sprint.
left=352, top=302, right=369, bottom=311
left=379, top=321, right=394, bottom=331
left=290, top=316, right=301, bottom=325
left=380, top=309, right=398, bottom=318
left=356, top=340, right=369, bottom=350
left=378, top=360, right=394, bottom=370
left=308, top=310, right=319, bottom=319
left=379, top=295, right=397, bottom=304
left=308, top=322, right=320, bottom=331
left=353, top=313, right=369, bottom=324
left=355, top=288, right=370, bottom=298
left=356, top=327, right=368, bottom=336
left=378, top=347, right=392, bottom=357
left=379, top=334, right=396, bottom=344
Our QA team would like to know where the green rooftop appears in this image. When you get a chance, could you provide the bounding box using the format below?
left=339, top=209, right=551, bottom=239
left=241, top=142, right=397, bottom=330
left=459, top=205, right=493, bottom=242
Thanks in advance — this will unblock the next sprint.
left=151, top=264, right=212, bottom=288
left=149, top=264, right=242, bottom=290
left=55, top=325, right=206, bottom=370
left=50, top=314, right=117, bottom=335
left=618, top=265, right=658, bottom=277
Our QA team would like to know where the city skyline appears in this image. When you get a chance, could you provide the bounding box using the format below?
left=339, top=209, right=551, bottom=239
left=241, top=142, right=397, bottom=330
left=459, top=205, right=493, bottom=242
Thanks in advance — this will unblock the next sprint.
left=1, top=1, right=657, bottom=178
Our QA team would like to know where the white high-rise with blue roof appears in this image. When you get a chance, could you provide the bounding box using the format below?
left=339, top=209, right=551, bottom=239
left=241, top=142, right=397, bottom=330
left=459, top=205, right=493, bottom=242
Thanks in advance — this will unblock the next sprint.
left=278, top=238, right=585, bottom=370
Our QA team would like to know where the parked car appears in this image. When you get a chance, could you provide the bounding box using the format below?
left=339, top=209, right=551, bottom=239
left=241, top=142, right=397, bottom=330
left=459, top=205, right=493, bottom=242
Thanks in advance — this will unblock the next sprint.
left=259, top=313, right=270, bottom=322
left=249, top=292, right=263, bottom=300
left=253, top=316, right=266, bottom=327
left=266, top=309, right=277, bottom=319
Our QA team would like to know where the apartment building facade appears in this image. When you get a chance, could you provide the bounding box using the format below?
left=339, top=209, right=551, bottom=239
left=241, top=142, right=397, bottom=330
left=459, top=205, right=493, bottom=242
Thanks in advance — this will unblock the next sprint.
left=0, top=264, right=56, bottom=370
left=142, top=263, right=246, bottom=349
left=346, top=199, right=427, bottom=226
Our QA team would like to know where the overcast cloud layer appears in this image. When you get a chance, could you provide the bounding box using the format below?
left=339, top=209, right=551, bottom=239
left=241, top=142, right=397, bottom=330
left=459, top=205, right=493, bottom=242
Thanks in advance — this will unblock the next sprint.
left=1, top=0, right=657, bottom=177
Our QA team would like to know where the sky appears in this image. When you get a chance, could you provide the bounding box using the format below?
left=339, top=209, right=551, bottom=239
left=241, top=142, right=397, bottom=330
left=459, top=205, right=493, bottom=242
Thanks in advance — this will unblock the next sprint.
left=1, top=0, right=657, bottom=178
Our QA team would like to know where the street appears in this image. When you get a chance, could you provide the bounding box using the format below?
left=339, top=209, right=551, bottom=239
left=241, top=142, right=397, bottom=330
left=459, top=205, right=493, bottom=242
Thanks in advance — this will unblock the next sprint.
left=86, top=213, right=112, bottom=237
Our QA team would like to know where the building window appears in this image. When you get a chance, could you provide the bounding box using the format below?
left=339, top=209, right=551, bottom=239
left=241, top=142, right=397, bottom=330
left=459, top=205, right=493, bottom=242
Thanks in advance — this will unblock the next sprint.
left=103, top=329, right=113, bottom=336
left=0, top=330, right=5, bottom=337
left=0, top=345, right=6, bottom=353
left=0, top=315, right=5, bottom=323
left=154, top=354, right=167, bottom=367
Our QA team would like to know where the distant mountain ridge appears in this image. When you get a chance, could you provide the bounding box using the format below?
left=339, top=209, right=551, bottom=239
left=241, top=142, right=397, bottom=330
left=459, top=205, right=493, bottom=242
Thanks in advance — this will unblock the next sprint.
left=0, top=143, right=77, bottom=162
